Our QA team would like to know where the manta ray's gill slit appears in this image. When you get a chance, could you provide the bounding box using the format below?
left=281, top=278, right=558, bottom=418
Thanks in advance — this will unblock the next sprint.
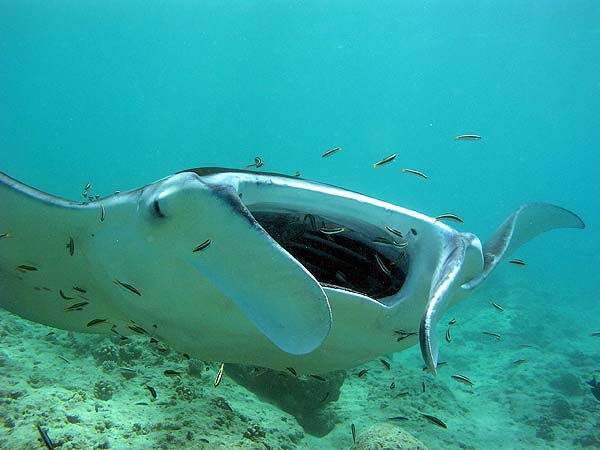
left=152, top=199, right=165, bottom=218
left=250, top=210, right=408, bottom=300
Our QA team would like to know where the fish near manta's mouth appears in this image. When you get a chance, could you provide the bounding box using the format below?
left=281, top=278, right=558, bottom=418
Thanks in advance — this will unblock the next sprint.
left=248, top=209, right=409, bottom=301
left=182, top=168, right=412, bottom=304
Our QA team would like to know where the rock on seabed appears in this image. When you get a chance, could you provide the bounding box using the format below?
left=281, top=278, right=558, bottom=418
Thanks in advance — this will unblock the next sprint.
left=349, top=423, right=428, bottom=450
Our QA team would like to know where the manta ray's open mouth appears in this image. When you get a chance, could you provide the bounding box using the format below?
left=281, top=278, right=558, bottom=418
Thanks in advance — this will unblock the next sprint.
left=179, top=167, right=412, bottom=304
left=249, top=208, right=409, bottom=301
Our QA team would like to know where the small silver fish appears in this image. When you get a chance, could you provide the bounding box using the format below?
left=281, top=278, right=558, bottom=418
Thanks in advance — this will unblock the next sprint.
left=375, top=253, right=391, bottom=275
left=372, top=153, right=397, bottom=168
left=455, top=134, right=481, bottom=140
left=435, top=213, right=464, bottom=223
left=401, top=168, right=428, bottom=179
left=451, top=374, right=473, bottom=386
left=59, top=289, right=74, bottom=300
left=319, top=226, right=345, bottom=235
left=482, top=331, right=501, bottom=340
left=310, top=374, right=326, bottom=381
left=335, top=270, right=348, bottom=284
left=246, top=156, right=263, bottom=168
left=36, top=422, right=54, bottom=450
left=193, top=239, right=211, bottom=253
left=303, top=214, right=317, bottom=231
left=86, top=318, right=107, bottom=327
left=322, top=146, right=342, bottom=158
left=65, top=301, right=88, bottom=311
left=373, top=237, right=408, bottom=248
left=214, top=362, right=225, bottom=387
left=422, top=414, right=447, bottom=428
left=113, top=279, right=142, bottom=296
left=384, top=226, right=403, bottom=238
left=509, top=259, right=527, bottom=266
left=491, top=302, right=504, bottom=312
left=146, top=385, right=157, bottom=398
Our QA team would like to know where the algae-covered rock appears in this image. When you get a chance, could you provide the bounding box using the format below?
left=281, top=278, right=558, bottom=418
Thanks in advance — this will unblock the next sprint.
left=349, top=423, right=428, bottom=450
left=94, top=380, right=114, bottom=400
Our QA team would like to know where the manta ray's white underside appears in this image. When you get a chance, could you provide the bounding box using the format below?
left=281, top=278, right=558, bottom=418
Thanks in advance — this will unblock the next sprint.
left=0, top=168, right=585, bottom=374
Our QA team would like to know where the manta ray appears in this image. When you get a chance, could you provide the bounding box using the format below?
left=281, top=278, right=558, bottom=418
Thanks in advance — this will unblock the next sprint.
left=0, top=168, right=585, bottom=375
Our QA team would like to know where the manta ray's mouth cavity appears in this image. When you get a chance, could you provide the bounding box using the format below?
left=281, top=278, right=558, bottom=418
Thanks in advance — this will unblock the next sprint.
left=250, top=209, right=409, bottom=301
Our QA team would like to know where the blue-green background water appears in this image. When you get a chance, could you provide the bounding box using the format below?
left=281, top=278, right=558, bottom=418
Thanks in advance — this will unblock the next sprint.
left=3, top=1, right=599, bottom=300
left=1, top=1, right=599, bottom=448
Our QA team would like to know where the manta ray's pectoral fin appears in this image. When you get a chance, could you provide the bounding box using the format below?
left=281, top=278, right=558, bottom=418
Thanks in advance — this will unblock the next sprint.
left=420, top=236, right=473, bottom=376
left=462, top=203, right=585, bottom=290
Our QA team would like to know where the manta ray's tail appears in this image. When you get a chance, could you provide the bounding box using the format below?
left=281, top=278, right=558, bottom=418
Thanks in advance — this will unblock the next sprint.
left=462, top=202, right=585, bottom=290
left=421, top=202, right=585, bottom=375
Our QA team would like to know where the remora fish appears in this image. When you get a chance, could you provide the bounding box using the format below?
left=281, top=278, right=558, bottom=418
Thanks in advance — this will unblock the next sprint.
left=0, top=168, right=585, bottom=376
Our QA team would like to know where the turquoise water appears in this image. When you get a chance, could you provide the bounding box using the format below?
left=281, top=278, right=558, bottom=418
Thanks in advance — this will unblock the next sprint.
left=1, top=1, right=599, bottom=449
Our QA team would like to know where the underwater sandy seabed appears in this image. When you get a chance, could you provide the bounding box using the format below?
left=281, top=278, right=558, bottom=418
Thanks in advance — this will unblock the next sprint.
left=0, top=277, right=598, bottom=450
